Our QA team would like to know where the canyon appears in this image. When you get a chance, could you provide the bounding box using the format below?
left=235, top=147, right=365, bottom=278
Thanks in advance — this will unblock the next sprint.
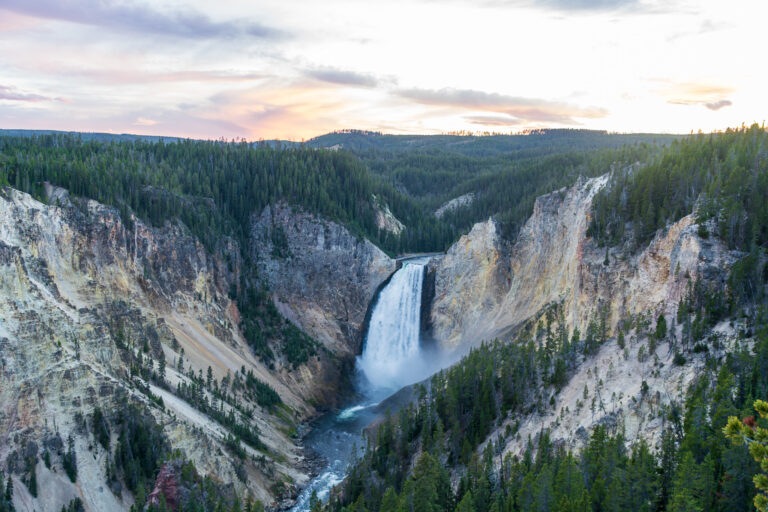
left=0, top=169, right=743, bottom=511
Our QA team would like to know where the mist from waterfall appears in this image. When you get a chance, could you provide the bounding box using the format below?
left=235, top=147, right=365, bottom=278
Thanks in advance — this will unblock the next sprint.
left=358, top=259, right=437, bottom=393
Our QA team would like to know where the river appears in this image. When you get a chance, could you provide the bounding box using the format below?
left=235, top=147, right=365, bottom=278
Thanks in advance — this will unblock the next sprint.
left=289, top=257, right=436, bottom=512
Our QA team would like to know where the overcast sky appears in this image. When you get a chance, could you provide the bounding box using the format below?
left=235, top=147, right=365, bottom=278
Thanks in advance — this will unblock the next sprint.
left=0, top=0, right=765, bottom=139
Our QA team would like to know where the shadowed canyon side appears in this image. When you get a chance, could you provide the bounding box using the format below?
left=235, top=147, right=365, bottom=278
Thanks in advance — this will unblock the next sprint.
left=251, top=203, right=397, bottom=359
left=429, top=174, right=735, bottom=350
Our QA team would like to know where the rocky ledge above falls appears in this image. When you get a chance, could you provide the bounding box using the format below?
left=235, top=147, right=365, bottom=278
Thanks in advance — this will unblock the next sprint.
left=251, top=203, right=397, bottom=357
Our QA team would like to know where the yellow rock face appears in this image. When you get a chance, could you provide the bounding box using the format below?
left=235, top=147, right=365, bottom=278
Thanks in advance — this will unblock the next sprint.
left=430, top=174, right=734, bottom=349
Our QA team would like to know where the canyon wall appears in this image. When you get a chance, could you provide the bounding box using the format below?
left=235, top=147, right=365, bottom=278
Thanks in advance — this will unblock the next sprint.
left=427, top=173, right=742, bottom=465
left=429, top=175, right=736, bottom=350
left=251, top=203, right=396, bottom=357
left=0, top=187, right=318, bottom=510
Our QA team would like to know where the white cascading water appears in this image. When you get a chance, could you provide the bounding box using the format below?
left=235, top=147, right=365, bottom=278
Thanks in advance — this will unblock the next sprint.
left=358, top=261, right=426, bottom=391
left=291, top=258, right=439, bottom=512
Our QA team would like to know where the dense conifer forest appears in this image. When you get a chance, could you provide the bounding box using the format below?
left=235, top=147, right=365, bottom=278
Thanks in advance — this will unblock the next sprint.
left=0, top=130, right=674, bottom=256
left=0, top=130, right=672, bottom=368
left=331, top=318, right=768, bottom=512
left=589, top=124, right=768, bottom=254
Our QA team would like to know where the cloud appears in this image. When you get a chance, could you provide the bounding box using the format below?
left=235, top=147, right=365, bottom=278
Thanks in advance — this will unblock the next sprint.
left=703, top=99, right=732, bottom=111
left=0, top=0, right=284, bottom=40
left=529, top=0, right=640, bottom=11
left=116, top=109, right=250, bottom=139
left=658, top=81, right=734, bottom=112
left=0, top=84, right=64, bottom=102
left=397, top=87, right=607, bottom=124
left=667, top=83, right=733, bottom=97
left=667, top=98, right=734, bottom=111
left=667, top=19, right=728, bottom=42
left=304, top=67, right=379, bottom=88
left=69, top=69, right=269, bottom=86
left=464, top=115, right=523, bottom=126
left=446, top=0, right=650, bottom=12
left=133, top=117, right=157, bottom=126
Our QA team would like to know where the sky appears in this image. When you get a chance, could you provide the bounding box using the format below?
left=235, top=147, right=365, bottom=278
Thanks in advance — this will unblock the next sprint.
left=0, top=0, right=766, bottom=140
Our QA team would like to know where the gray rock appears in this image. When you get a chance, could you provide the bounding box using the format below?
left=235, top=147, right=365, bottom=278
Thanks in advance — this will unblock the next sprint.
left=250, top=203, right=396, bottom=355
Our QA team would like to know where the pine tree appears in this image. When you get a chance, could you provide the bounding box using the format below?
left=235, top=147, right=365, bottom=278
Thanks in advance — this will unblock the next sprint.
left=379, top=487, right=399, bottom=512
left=724, top=399, right=768, bottom=511
left=26, top=459, right=37, bottom=498
left=455, top=491, right=474, bottom=512
left=3, top=473, right=12, bottom=512
left=655, top=314, right=667, bottom=341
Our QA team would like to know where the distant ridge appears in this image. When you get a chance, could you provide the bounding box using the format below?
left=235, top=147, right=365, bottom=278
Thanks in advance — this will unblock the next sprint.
left=1, top=128, right=683, bottom=158
left=0, top=129, right=185, bottom=144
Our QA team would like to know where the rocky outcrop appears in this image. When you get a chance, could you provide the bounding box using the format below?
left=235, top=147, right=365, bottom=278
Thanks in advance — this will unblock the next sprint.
left=373, top=197, right=405, bottom=236
left=430, top=175, right=736, bottom=349
left=483, top=327, right=742, bottom=464
left=0, top=187, right=311, bottom=511
left=147, top=459, right=236, bottom=511
left=251, top=204, right=396, bottom=356
left=434, top=193, right=475, bottom=219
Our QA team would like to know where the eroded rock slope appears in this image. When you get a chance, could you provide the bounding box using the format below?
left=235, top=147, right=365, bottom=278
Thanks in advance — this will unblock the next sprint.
left=0, top=186, right=326, bottom=510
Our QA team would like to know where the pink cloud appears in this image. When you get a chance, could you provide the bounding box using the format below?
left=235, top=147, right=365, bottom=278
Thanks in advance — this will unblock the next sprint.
left=0, top=84, right=66, bottom=103
left=397, top=87, right=608, bottom=125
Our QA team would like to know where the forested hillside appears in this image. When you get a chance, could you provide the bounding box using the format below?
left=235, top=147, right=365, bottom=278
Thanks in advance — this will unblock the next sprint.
left=320, top=130, right=676, bottom=241
left=0, top=134, right=437, bottom=254
left=306, top=129, right=678, bottom=157
left=0, top=130, right=676, bottom=257
left=589, top=124, right=768, bottom=254
left=334, top=328, right=767, bottom=512
left=589, top=124, right=768, bottom=310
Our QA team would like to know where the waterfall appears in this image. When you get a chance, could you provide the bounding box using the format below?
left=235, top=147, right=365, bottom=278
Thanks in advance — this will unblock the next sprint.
left=358, top=261, right=427, bottom=391
left=291, top=258, right=439, bottom=512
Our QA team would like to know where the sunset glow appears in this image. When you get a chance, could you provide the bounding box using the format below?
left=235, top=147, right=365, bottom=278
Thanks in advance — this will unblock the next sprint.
left=0, top=0, right=766, bottom=139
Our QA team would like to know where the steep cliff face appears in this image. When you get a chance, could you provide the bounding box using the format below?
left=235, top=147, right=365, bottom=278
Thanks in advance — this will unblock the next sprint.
left=372, top=197, right=405, bottom=236
left=430, top=175, right=736, bottom=349
left=428, top=173, right=743, bottom=468
left=485, top=323, right=746, bottom=463
left=428, top=219, right=510, bottom=348
left=0, top=187, right=312, bottom=511
left=251, top=204, right=397, bottom=357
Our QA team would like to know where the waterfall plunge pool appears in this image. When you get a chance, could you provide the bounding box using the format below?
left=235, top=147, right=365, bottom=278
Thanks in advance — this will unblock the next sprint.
left=289, top=257, right=445, bottom=512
